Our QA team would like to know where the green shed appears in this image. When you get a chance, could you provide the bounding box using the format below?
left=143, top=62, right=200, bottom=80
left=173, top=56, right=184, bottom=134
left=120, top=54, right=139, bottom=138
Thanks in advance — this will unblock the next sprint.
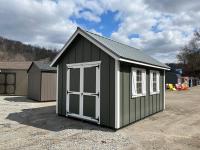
left=51, top=27, right=170, bottom=129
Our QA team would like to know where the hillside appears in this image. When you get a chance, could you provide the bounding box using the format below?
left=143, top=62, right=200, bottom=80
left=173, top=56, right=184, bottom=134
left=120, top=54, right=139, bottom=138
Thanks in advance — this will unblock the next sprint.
left=0, top=36, right=58, bottom=62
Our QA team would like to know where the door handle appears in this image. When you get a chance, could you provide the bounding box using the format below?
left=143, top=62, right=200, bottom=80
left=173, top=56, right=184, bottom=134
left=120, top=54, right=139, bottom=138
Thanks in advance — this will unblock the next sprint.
left=67, top=91, right=72, bottom=94
left=91, top=92, right=99, bottom=97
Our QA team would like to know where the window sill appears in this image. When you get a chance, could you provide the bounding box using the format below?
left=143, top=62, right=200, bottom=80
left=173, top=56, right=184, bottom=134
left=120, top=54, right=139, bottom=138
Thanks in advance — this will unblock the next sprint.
left=150, top=92, right=160, bottom=95
left=132, top=94, right=146, bottom=98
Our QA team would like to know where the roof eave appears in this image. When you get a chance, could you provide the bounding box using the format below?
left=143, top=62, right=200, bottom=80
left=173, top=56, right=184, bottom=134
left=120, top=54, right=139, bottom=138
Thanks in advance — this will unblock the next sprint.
left=119, top=57, right=170, bottom=70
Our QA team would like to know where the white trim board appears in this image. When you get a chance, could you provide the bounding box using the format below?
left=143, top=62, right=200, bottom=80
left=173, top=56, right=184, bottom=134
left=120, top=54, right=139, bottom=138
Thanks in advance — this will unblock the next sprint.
left=115, top=60, right=120, bottom=129
left=56, top=65, right=59, bottom=114
left=163, top=70, right=166, bottom=110
left=67, top=61, right=101, bottom=68
left=119, top=58, right=170, bottom=70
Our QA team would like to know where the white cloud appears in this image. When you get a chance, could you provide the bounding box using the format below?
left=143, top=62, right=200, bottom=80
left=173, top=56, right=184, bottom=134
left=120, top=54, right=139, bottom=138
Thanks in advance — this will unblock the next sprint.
left=0, top=0, right=199, bottom=63
left=106, top=0, right=200, bottom=62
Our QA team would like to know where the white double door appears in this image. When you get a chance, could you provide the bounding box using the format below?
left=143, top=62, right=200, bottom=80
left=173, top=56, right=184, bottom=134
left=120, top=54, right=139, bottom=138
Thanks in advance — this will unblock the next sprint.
left=66, top=61, right=100, bottom=123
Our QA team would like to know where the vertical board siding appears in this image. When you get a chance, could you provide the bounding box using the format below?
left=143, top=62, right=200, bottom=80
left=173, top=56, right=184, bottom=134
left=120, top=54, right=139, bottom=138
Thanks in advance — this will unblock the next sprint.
left=120, top=62, right=164, bottom=127
left=41, top=73, right=56, bottom=101
left=28, top=64, right=41, bottom=100
left=109, top=59, right=115, bottom=127
left=100, top=51, right=110, bottom=125
left=122, top=65, right=130, bottom=125
left=140, top=97, right=145, bottom=119
left=135, top=98, right=140, bottom=121
left=58, top=35, right=115, bottom=128
left=130, top=99, right=136, bottom=122
left=153, top=95, right=157, bottom=113
left=58, top=64, right=63, bottom=115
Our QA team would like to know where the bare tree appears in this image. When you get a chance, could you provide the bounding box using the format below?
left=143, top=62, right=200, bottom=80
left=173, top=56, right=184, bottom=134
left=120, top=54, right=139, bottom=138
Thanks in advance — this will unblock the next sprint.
left=177, top=30, right=200, bottom=77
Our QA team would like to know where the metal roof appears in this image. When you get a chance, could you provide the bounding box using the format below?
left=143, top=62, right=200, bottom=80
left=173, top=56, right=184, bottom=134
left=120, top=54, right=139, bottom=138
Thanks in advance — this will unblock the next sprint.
left=32, top=61, right=56, bottom=72
left=51, top=27, right=170, bottom=69
left=85, top=30, right=169, bottom=69
left=0, top=61, right=32, bottom=70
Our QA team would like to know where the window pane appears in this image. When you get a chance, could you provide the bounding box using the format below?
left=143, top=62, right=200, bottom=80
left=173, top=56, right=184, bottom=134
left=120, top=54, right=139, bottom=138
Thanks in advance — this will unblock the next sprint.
left=153, top=83, right=157, bottom=92
left=153, top=72, right=156, bottom=82
left=136, top=70, right=142, bottom=94
left=152, top=72, right=157, bottom=92
left=137, top=83, right=142, bottom=94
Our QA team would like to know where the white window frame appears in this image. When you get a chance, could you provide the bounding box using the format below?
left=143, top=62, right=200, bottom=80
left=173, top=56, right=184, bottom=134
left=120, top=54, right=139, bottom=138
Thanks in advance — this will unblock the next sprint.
left=150, top=70, right=160, bottom=95
left=131, top=67, right=146, bottom=98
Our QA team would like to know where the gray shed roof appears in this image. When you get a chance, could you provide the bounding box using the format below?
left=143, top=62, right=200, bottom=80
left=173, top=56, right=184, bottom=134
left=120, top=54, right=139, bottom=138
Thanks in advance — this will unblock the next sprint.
left=28, top=61, right=56, bottom=72
left=86, top=31, right=169, bottom=69
left=51, top=27, right=170, bottom=70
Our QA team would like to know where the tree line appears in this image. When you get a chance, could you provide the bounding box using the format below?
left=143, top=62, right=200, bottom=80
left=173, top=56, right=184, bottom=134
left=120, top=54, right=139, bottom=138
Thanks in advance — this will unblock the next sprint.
left=177, top=30, right=200, bottom=78
left=0, top=36, right=58, bottom=62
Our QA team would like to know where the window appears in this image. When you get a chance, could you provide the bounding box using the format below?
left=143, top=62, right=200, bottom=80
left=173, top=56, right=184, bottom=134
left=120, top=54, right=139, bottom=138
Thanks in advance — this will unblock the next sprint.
left=153, top=72, right=157, bottom=92
left=150, top=70, right=160, bottom=94
left=132, top=68, right=146, bottom=97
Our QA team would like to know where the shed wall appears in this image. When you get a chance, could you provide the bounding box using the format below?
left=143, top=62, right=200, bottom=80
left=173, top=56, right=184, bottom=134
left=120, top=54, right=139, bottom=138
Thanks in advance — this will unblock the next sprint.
left=57, top=34, right=115, bottom=128
left=0, top=69, right=28, bottom=95
left=166, top=71, right=178, bottom=84
left=41, top=72, right=56, bottom=101
left=27, top=64, right=41, bottom=100
left=120, top=62, right=164, bottom=127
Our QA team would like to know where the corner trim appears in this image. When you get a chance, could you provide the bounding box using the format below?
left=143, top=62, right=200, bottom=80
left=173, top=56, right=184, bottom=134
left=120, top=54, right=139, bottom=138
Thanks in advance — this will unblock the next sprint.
left=115, top=60, right=120, bottom=129
left=56, top=65, right=59, bottom=114
left=163, top=70, right=166, bottom=110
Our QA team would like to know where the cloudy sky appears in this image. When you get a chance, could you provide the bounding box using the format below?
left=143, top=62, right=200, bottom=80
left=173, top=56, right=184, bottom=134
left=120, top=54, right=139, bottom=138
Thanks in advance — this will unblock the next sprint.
left=0, top=0, right=199, bottom=63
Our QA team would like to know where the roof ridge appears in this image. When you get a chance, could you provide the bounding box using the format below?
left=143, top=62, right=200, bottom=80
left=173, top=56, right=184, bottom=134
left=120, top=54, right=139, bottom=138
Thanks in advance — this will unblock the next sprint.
left=82, top=29, right=141, bottom=51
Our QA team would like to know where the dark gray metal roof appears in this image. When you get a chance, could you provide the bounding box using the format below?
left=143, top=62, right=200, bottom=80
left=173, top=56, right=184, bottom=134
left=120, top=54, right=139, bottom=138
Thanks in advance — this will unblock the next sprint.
left=34, top=61, right=56, bottom=72
left=85, top=30, right=169, bottom=69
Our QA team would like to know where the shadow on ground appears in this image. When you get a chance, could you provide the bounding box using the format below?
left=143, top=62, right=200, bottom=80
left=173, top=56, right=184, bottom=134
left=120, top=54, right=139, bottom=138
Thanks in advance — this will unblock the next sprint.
left=4, top=96, right=37, bottom=103
left=6, top=105, right=113, bottom=132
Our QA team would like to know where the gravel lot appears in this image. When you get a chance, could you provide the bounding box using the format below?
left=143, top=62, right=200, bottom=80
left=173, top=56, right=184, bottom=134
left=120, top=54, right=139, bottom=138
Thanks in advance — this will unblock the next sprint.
left=1, top=86, right=200, bottom=150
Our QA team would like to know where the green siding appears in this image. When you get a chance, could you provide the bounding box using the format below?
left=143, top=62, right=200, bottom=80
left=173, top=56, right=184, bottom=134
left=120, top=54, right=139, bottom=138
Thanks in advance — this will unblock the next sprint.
left=120, top=62, right=164, bottom=127
left=57, top=35, right=115, bottom=128
left=130, top=99, right=136, bottom=122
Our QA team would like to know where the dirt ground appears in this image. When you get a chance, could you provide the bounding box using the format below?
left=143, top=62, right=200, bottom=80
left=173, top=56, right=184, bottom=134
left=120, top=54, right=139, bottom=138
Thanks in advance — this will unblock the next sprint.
left=0, top=86, right=200, bottom=150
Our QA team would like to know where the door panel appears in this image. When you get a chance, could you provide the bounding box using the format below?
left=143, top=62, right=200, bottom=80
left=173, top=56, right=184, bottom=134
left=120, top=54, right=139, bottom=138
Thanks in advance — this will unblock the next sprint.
left=83, top=95, right=96, bottom=118
left=7, top=74, right=15, bottom=84
left=69, top=68, right=80, bottom=92
left=66, top=61, right=100, bottom=123
left=0, top=85, right=5, bottom=94
left=84, top=67, right=96, bottom=93
left=0, top=74, right=5, bottom=84
left=0, top=73, right=16, bottom=95
left=6, top=85, right=15, bottom=94
left=69, top=94, right=80, bottom=114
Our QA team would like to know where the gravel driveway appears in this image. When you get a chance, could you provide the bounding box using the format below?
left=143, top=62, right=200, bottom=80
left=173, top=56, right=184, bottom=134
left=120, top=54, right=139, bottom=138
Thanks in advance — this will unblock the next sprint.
left=1, top=86, right=200, bottom=150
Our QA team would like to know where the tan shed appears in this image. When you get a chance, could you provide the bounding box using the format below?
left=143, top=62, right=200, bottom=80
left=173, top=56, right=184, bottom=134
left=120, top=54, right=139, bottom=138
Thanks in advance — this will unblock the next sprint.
left=27, top=62, right=57, bottom=101
left=0, top=61, right=32, bottom=95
